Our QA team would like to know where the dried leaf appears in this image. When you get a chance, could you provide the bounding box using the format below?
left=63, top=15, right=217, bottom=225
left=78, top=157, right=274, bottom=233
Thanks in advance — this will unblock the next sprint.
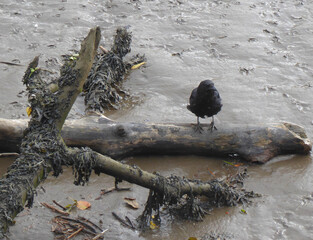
left=65, top=202, right=77, bottom=213
left=207, top=168, right=216, bottom=177
left=224, top=161, right=243, bottom=168
left=188, top=238, right=198, bottom=240
left=124, top=198, right=139, bottom=209
left=26, top=107, right=32, bottom=116
left=65, top=203, right=73, bottom=209
left=224, top=160, right=235, bottom=166
left=77, top=200, right=91, bottom=210
left=131, top=62, right=146, bottom=70
left=234, top=163, right=244, bottom=167
left=150, top=221, right=157, bottom=230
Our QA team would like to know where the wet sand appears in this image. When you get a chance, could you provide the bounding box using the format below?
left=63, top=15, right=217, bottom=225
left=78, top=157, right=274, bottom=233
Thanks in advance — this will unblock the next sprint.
left=1, top=0, right=313, bottom=239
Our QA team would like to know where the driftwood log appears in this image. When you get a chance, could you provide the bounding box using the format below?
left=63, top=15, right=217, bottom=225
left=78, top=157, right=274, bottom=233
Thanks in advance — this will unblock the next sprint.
left=0, top=116, right=311, bottom=163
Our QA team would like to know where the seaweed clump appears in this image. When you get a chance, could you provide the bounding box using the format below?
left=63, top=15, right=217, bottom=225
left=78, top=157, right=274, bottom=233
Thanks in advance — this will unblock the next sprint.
left=0, top=27, right=102, bottom=238
left=0, top=53, right=96, bottom=237
left=138, top=168, right=258, bottom=229
left=0, top=57, right=65, bottom=237
left=83, top=27, right=146, bottom=112
left=71, top=147, right=96, bottom=186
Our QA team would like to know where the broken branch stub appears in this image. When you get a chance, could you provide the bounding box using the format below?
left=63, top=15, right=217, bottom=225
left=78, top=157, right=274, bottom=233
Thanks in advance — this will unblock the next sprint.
left=55, top=26, right=101, bottom=130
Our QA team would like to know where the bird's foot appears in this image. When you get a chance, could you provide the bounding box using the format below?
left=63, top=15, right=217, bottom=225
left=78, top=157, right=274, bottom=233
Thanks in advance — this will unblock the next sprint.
left=192, top=123, right=203, bottom=133
left=208, top=122, right=217, bottom=132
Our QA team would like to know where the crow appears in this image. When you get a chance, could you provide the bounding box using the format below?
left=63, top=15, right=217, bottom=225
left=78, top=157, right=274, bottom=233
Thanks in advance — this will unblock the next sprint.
left=187, top=80, right=222, bottom=132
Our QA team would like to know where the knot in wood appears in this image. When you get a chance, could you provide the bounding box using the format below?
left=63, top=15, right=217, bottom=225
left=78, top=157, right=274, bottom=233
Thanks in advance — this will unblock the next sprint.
left=116, top=125, right=127, bottom=137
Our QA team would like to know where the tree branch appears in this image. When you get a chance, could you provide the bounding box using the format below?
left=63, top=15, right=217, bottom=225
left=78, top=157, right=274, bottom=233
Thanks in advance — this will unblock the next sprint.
left=0, top=27, right=100, bottom=237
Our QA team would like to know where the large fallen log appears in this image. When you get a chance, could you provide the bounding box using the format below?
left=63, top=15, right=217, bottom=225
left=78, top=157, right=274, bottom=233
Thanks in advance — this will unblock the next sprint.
left=0, top=115, right=311, bottom=163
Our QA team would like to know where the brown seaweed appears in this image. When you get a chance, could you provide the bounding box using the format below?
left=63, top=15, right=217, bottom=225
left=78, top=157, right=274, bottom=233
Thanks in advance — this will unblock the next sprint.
left=83, top=27, right=146, bottom=112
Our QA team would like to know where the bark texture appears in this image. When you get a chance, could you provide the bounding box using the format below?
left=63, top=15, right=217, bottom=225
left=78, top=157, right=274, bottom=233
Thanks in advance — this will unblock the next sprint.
left=0, top=115, right=311, bottom=163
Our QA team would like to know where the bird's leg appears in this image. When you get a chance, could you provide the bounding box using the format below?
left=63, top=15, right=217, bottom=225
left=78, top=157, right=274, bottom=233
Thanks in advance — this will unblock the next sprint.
left=193, top=116, right=203, bottom=133
left=115, top=177, right=122, bottom=189
left=208, top=116, right=217, bottom=132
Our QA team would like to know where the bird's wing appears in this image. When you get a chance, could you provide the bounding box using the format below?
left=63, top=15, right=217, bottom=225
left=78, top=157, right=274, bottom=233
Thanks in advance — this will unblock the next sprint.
left=189, top=88, right=197, bottom=105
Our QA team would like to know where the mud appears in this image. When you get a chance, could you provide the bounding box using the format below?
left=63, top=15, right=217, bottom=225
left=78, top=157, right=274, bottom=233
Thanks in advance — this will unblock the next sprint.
left=1, top=0, right=313, bottom=239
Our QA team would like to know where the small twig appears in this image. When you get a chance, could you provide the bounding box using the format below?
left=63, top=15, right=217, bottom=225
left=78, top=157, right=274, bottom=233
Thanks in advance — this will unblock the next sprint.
left=99, top=46, right=109, bottom=54
left=95, top=187, right=115, bottom=200
left=92, top=229, right=108, bottom=240
left=53, top=200, right=67, bottom=211
left=56, top=216, right=97, bottom=234
left=112, top=212, right=134, bottom=230
left=207, top=168, right=216, bottom=178
left=112, top=212, right=129, bottom=227
left=104, top=186, right=131, bottom=194
left=78, top=216, right=103, bottom=232
left=41, top=202, right=69, bottom=216
left=67, top=222, right=95, bottom=236
left=0, top=153, right=19, bottom=158
left=33, top=160, right=44, bottom=167
left=125, top=216, right=136, bottom=229
left=117, top=187, right=132, bottom=192
left=96, top=186, right=131, bottom=200
left=40, top=186, right=46, bottom=193
left=101, top=186, right=116, bottom=195
left=0, top=61, right=23, bottom=66
left=66, top=227, right=83, bottom=239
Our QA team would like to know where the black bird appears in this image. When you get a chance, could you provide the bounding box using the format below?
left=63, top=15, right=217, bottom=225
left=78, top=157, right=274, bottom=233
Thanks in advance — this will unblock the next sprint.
left=187, top=80, right=222, bottom=132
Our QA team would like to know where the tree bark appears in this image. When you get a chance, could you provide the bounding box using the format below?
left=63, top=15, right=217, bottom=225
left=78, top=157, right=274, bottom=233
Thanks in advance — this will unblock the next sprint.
left=0, top=116, right=311, bottom=163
